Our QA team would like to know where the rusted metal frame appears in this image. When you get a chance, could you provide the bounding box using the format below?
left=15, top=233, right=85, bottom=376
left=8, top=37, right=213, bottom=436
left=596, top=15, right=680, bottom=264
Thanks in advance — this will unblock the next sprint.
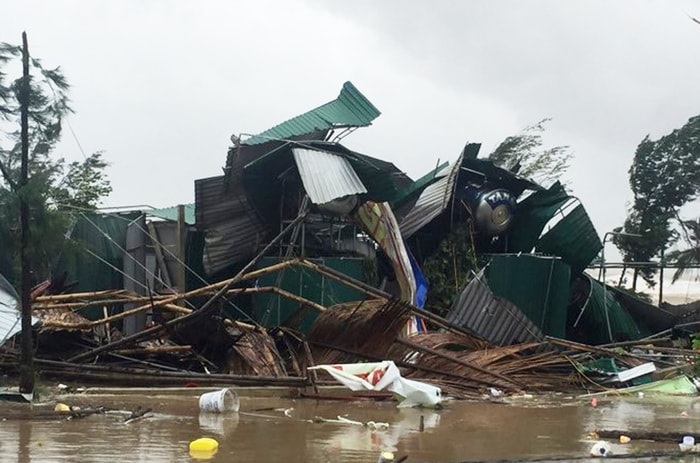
left=67, top=211, right=309, bottom=363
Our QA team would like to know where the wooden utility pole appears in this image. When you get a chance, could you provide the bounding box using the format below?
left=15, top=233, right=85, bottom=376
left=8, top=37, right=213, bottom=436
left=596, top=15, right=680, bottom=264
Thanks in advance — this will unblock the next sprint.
left=19, top=31, right=34, bottom=395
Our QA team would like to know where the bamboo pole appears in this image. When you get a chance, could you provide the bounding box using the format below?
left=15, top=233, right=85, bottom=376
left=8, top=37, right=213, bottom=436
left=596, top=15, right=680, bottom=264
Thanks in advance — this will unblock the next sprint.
left=599, top=338, right=672, bottom=349
left=394, top=337, right=525, bottom=389
left=59, top=259, right=301, bottom=321
left=32, top=272, right=311, bottom=310
left=35, top=289, right=128, bottom=302
left=297, top=259, right=479, bottom=339
left=546, top=336, right=653, bottom=366
left=68, top=210, right=308, bottom=363
left=36, top=358, right=307, bottom=385
left=114, top=345, right=193, bottom=355
left=40, top=285, right=325, bottom=331
left=40, top=369, right=307, bottom=387
left=33, top=296, right=167, bottom=310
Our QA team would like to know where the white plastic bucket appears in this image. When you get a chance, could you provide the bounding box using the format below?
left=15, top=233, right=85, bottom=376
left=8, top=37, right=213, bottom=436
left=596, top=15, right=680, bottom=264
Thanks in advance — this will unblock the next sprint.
left=198, top=388, right=239, bottom=413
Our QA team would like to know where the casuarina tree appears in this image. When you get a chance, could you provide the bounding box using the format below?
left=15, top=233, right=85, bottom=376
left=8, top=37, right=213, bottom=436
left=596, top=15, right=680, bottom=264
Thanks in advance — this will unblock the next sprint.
left=488, top=118, right=573, bottom=187
left=0, top=41, right=112, bottom=287
left=614, top=115, right=700, bottom=289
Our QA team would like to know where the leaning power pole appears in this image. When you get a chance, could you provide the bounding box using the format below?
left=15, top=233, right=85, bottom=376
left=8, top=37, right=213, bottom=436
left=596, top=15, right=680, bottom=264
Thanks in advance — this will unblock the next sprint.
left=19, top=31, right=34, bottom=395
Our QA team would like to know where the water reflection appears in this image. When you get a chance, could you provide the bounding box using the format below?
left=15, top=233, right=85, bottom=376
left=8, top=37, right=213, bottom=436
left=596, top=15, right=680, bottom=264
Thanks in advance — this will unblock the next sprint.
left=1, top=393, right=700, bottom=462
left=198, top=411, right=239, bottom=437
left=18, top=420, right=31, bottom=463
left=323, top=407, right=441, bottom=455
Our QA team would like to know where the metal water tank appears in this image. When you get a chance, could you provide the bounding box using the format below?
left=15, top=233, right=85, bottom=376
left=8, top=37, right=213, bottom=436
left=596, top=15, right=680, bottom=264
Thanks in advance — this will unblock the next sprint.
left=466, top=187, right=517, bottom=235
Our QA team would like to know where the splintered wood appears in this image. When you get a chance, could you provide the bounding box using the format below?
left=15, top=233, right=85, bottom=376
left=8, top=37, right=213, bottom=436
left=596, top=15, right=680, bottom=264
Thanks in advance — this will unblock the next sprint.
left=306, top=298, right=412, bottom=365
left=23, top=286, right=291, bottom=384
left=227, top=327, right=287, bottom=377
left=9, top=257, right=666, bottom=397
left=307, top=298, right=580, bottom=398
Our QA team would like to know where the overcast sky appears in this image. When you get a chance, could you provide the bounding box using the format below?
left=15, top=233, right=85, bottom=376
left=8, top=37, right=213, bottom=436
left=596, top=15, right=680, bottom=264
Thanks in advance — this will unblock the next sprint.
left=2, top=1, right=699, bottom=247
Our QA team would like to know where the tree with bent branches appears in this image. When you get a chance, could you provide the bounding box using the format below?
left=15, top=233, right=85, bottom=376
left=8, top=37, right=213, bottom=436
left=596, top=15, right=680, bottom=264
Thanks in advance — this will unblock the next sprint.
left=614, top=115, right=700, bottom=290
left=0, top=41, right=112, bottom=287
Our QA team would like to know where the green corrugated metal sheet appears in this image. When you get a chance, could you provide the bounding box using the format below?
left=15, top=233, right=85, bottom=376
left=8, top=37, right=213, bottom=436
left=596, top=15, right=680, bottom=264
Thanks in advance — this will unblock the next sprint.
left=506, top=182, right=602, bottom=273
left=251, top=257, right=367, bottom=332
left=506, top=182, right=570, bottom=252
left=570, top=275, right=647, bottom=345
left=535, top=204, right=602, bottom=274
left=54, top=212, right=141, bottom=319
left=486, top=254, right=571, bottom=338
left=148, top=204, right=195, bottom=225
left=392, top=162, right=449, bottom=210
left=243, top=82, right=380, bottom=146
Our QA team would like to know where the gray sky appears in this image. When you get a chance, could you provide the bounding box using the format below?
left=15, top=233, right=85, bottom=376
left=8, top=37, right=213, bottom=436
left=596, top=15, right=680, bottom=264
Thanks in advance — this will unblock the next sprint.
left=2, top=1, right=699, bottom=243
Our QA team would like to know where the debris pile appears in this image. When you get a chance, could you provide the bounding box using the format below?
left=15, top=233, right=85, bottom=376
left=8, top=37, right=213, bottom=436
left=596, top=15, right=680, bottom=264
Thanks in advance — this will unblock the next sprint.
left=1, top=81, right=698, bottom=402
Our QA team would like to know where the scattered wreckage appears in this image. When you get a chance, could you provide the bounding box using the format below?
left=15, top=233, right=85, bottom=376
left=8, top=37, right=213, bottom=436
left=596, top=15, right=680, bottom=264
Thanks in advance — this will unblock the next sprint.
left=1, top=81, right=699, bottom=404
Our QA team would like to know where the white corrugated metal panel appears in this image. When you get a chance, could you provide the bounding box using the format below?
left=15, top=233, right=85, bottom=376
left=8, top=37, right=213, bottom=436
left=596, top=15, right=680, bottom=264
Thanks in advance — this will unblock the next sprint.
left=0, top=274, right=39, bottom=347
left=399, top=164, right=455, bottom=239
left=292, top=148, right=367, bottom=205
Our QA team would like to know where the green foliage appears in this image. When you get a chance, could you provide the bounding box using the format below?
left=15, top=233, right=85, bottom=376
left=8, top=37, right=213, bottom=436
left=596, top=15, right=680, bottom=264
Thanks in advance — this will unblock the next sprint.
left=615, top=115, right=700, bottom=287
left=488, top=118, right=573, bottom=187
left=0, top=42, right=111, bottom=286
left=691, top=333, right=700, bottom=351
left=51, top=152, right=112, bottom=210
left=667, top=218, right=700, bottom=283
left=422, top=222, right=478, bottom=317
left=691, top=332, right=700, bottom=376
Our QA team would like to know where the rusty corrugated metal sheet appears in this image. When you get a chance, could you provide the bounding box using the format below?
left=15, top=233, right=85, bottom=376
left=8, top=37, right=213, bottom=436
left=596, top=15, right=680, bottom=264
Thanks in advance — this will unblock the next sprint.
left=445, top=276, right=544, bottom=346
left=195, top=176, right=268, bottom=275
left=292, top=148, right=367, bottom=205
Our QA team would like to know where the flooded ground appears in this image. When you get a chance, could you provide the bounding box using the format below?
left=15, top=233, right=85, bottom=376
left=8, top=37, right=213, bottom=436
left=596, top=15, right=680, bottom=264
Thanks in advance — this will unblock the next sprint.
left=3, top=388, right=700, bottom=462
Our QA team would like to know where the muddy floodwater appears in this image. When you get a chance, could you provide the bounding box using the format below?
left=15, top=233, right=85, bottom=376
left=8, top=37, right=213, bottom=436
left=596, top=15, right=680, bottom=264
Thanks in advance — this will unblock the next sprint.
left=3, top=389, right=700, bottom=462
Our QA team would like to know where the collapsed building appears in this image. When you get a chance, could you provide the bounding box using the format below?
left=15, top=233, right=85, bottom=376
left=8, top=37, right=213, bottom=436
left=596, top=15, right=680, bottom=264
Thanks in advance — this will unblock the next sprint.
left=1, top=81, right=693, bottom=397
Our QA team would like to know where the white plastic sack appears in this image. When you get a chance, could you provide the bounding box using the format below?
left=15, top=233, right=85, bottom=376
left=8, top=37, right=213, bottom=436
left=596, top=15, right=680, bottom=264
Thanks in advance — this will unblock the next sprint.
left=309, top=361, right=442, bottom=408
